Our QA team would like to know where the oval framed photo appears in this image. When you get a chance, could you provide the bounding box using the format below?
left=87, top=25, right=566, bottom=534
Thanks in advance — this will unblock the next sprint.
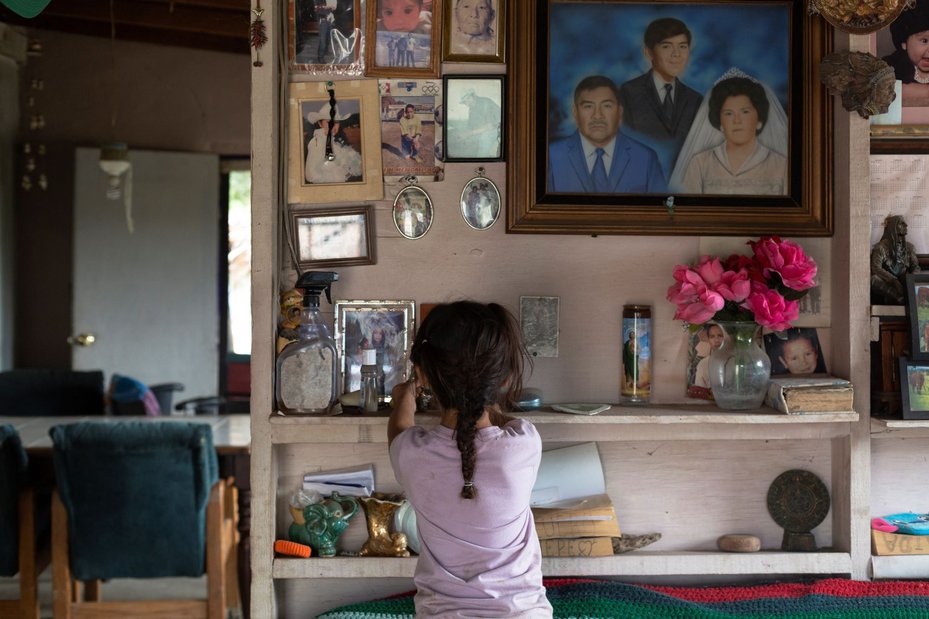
left=459, top=172, right=501, bottom=230
left=393, top=184, right=434, bottom=240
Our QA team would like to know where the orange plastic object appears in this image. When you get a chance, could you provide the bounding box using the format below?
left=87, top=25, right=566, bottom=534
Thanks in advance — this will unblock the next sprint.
left=274, top=539, right=312, bottom=558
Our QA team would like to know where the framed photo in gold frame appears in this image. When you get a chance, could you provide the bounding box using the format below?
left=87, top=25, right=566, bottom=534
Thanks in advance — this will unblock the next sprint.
left=287, top=80, right=384, bottom=203
left=505, top=0, right=833, bottom=236
left=364, top=0, right=442, bottom=77
left=442, top=0, right=505, bottom=63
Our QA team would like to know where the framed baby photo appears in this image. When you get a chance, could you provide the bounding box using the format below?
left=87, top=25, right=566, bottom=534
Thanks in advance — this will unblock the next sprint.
left=763, top=327, right=828, bottom=376
left=378, top=79, right=445, bottom=181
left=506, top=0, right=832, bottom=236
left=287, top=0, right=363, bottom=73
left=899, top=357, right=929, bottom=419
left=288, top=81, right=384, bottom=203
left=905, top=273, right=929, bottom=361
left=443, top=0, right=506, bottom=63
left=443, top=75, right=505, bottom=162
left=364, top=0, right=442, bottom=78
left=290, top=204, right=375, bottom=269
left=333, top=299, right=415, bottom=400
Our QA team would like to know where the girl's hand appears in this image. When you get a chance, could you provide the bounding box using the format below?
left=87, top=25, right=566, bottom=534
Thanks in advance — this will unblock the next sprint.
left=388, top=377, right=419, bottom=446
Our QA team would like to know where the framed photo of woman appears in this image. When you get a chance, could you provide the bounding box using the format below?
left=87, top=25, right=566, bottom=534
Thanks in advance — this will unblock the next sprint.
left=443, top=0, right=505, bottom=63
left=288, top=0, right=363, bottom=73
left=333, top=299, right=415, bottom=400
left=506, top=0, right=832, bottom=236
left=364, top=0, right=441, bottom=77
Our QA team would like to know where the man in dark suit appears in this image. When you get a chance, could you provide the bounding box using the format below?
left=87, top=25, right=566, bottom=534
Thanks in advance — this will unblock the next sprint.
left=618, top=17, right=702, bottom=176
left=547, top=75, right=666, bottom=194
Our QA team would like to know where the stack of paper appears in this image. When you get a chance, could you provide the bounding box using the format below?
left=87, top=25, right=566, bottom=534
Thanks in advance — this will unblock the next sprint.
left=303, top=464, right=375, bottom=497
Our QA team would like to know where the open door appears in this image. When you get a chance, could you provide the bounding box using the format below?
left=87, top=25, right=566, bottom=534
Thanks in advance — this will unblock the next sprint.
left=71, top=148, right=220, bottom=401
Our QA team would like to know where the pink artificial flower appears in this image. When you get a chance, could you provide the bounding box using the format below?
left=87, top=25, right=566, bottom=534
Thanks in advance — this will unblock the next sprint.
left=749, top=236, right=817, bottom=291
left=715, top=268, right=752, bottom=303
left=741, top=285, right=799, bottom=332
left=666, top=264, right=725, bottom=325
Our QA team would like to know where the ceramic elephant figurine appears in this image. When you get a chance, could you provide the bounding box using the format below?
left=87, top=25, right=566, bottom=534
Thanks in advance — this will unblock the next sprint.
left=288, top=492, right=360, bottom=558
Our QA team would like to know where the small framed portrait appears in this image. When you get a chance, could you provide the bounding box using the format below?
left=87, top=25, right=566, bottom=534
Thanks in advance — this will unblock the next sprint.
left=443, top=75, right=505, bottom=162
left=906, top=273, right=929, bottom=360
left=290, top=204, right=375, bottom=269
left=288, top=81, right=384, bottom=203
left=378, top=79, right=444, bottom=181
left=520, top=296, right=559, bottom=358
left=365, top=0, right=442, bottom=78
left=288, top=0, right=362, bottom=73
left=899, top=357, right=929, bottom=419
left=443, top=0, right=505, bottom=63
left=334, top=299, right=415, bottom=400
left=459, top=170, right=500, bottom=230
left=393, top=183, right=434, bottom=239
left=763, top=327, right=828, bottom=376
left=686, top=322, right=724, bottom=400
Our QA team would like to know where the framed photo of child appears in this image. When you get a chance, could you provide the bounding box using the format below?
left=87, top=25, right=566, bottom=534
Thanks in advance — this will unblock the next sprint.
left=365, top=0, right=441, bottom=77
left=763, top=327, right=828, bottom=376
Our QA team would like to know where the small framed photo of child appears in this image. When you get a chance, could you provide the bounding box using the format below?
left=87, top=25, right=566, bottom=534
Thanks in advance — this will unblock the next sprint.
left=365, top=0, right=441, bottom=78
left=686, top=322, right=724, bottom=400
left=764, top=327, right=828, bottom=376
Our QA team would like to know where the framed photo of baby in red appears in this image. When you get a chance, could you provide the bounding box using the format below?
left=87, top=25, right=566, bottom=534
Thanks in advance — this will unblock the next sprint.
left=365, top=0, right=441, bottom=77
left=505, top=0, right=832, bottom=236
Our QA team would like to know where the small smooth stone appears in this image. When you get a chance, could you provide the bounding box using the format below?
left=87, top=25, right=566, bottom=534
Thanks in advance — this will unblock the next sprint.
left=717, top=534, right=761, bottom=552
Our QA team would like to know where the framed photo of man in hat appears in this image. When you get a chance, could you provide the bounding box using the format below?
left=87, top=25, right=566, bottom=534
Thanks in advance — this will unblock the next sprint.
left=443, top=75, right=505, bottom=162
left=288, top=80, right=384, bottom=202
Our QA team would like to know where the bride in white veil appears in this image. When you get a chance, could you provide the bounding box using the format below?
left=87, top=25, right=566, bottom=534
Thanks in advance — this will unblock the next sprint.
left=669, top=67, right=788, bottom=195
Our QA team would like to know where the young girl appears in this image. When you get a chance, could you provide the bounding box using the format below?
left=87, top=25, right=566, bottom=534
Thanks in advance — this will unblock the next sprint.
left=388, top=301, right=552, bottom=618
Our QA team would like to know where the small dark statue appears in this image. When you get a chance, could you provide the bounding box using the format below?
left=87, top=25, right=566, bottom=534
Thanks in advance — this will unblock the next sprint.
left=871, top=215, right=921, bottom=305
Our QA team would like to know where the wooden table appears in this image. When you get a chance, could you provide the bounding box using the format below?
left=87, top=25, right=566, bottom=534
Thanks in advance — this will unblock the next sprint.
left=0, top=414, right=252, bottom=616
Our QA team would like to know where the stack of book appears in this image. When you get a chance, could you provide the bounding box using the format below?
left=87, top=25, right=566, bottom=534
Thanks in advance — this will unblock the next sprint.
left=764, top=375, right=854, bottom=414
left=532, top=493, right=621, bottom=557
left=303, top=464, right=375, bottom=497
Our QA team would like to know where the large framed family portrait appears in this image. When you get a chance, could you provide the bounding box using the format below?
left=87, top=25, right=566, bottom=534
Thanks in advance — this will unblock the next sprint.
left=506, top=0, right=833, bottom=236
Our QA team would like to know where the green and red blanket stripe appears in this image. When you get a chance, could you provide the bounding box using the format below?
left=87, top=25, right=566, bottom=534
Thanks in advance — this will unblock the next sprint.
left=317, top=578, right=929, bottom=618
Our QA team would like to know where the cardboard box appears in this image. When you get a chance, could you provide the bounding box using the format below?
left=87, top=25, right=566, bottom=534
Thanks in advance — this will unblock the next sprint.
left=540, top=536, right=614, bottom=557
left=872, top=530, right=929, bottom=555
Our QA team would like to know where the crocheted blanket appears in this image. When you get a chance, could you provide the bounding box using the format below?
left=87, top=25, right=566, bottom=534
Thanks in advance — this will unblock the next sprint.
left=316, top=578, right=929, bottom=618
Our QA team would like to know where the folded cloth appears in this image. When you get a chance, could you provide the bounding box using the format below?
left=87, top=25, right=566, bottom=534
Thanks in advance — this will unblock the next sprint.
left=881, top=512, right=929, bottom=535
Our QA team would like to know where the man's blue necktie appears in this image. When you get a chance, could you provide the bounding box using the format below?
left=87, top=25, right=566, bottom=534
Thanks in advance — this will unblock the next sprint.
left=592, top=147, right=609, bottom=192
left=662, top=83, right=674, bottom=123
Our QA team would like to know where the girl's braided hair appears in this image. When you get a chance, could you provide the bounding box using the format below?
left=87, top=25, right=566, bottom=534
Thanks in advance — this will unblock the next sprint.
left=409, top=301, right=528, bottom=499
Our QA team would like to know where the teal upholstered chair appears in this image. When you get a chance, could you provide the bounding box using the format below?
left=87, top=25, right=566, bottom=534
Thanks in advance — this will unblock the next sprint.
left=0, top=425, right=46, bottom=619
left=49, top=421, right=240, bottom=618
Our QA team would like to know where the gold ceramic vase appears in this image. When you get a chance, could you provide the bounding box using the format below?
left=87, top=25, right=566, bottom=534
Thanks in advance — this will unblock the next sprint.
left=359, top=493, right=410, bottom=557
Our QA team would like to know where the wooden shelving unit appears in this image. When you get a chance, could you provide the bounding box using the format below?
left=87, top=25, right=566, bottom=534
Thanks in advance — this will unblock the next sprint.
left=247, top=8, right=871, bottom=617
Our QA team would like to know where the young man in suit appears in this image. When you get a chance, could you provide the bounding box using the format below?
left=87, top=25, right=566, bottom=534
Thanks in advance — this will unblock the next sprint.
left=547, top=75, right=666, bottom=194
left=618, top=17, right=702, bottom=176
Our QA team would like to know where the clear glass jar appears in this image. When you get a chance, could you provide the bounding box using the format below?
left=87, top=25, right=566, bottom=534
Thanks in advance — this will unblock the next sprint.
left=708, top=321, right=771, bottom=410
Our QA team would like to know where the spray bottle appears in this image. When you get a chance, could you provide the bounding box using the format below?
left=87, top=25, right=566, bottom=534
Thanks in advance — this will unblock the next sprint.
left=276, top=271, right=339, bottom=414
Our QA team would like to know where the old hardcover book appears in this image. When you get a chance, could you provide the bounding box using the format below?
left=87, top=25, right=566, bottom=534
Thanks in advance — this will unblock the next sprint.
left=540, top=536, right=615, bottom=557
left=532, top=494, right=621, bottom=539
left=764, top=376, right=854, bottom=414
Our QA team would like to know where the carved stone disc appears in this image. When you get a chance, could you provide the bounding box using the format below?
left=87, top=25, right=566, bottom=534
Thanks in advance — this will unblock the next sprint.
left=766, top=469, right=830, bottom=533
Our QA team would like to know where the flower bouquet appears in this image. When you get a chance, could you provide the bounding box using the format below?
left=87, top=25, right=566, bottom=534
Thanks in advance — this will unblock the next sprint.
left=667, top=236, right=817, bottom=409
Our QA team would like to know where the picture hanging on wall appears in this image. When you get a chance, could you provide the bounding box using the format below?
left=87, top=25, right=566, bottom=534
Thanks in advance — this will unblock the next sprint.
left=378, top=79, right=444, bottom=181
left=392, top=179, right=434, bottom=240
left=288, top=80, right=384, bottom=203
left=459, top=168, right=500, bottom=230
left=520, top=296, right=559, bottom=358
left=287, top=0, right=363, bottom=74
left=443, top=0, right=506, bottom=63
left=333, top=299, right=415, bottom=400
left=443, top=75, right=505, bottom=162
left=290, top=204, right=375, bottom=269
left=365, top=0, right=442, bottom=77
left=905, top=273, right=929, bottom=361
left=506, top=0, right=833, bottom=236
